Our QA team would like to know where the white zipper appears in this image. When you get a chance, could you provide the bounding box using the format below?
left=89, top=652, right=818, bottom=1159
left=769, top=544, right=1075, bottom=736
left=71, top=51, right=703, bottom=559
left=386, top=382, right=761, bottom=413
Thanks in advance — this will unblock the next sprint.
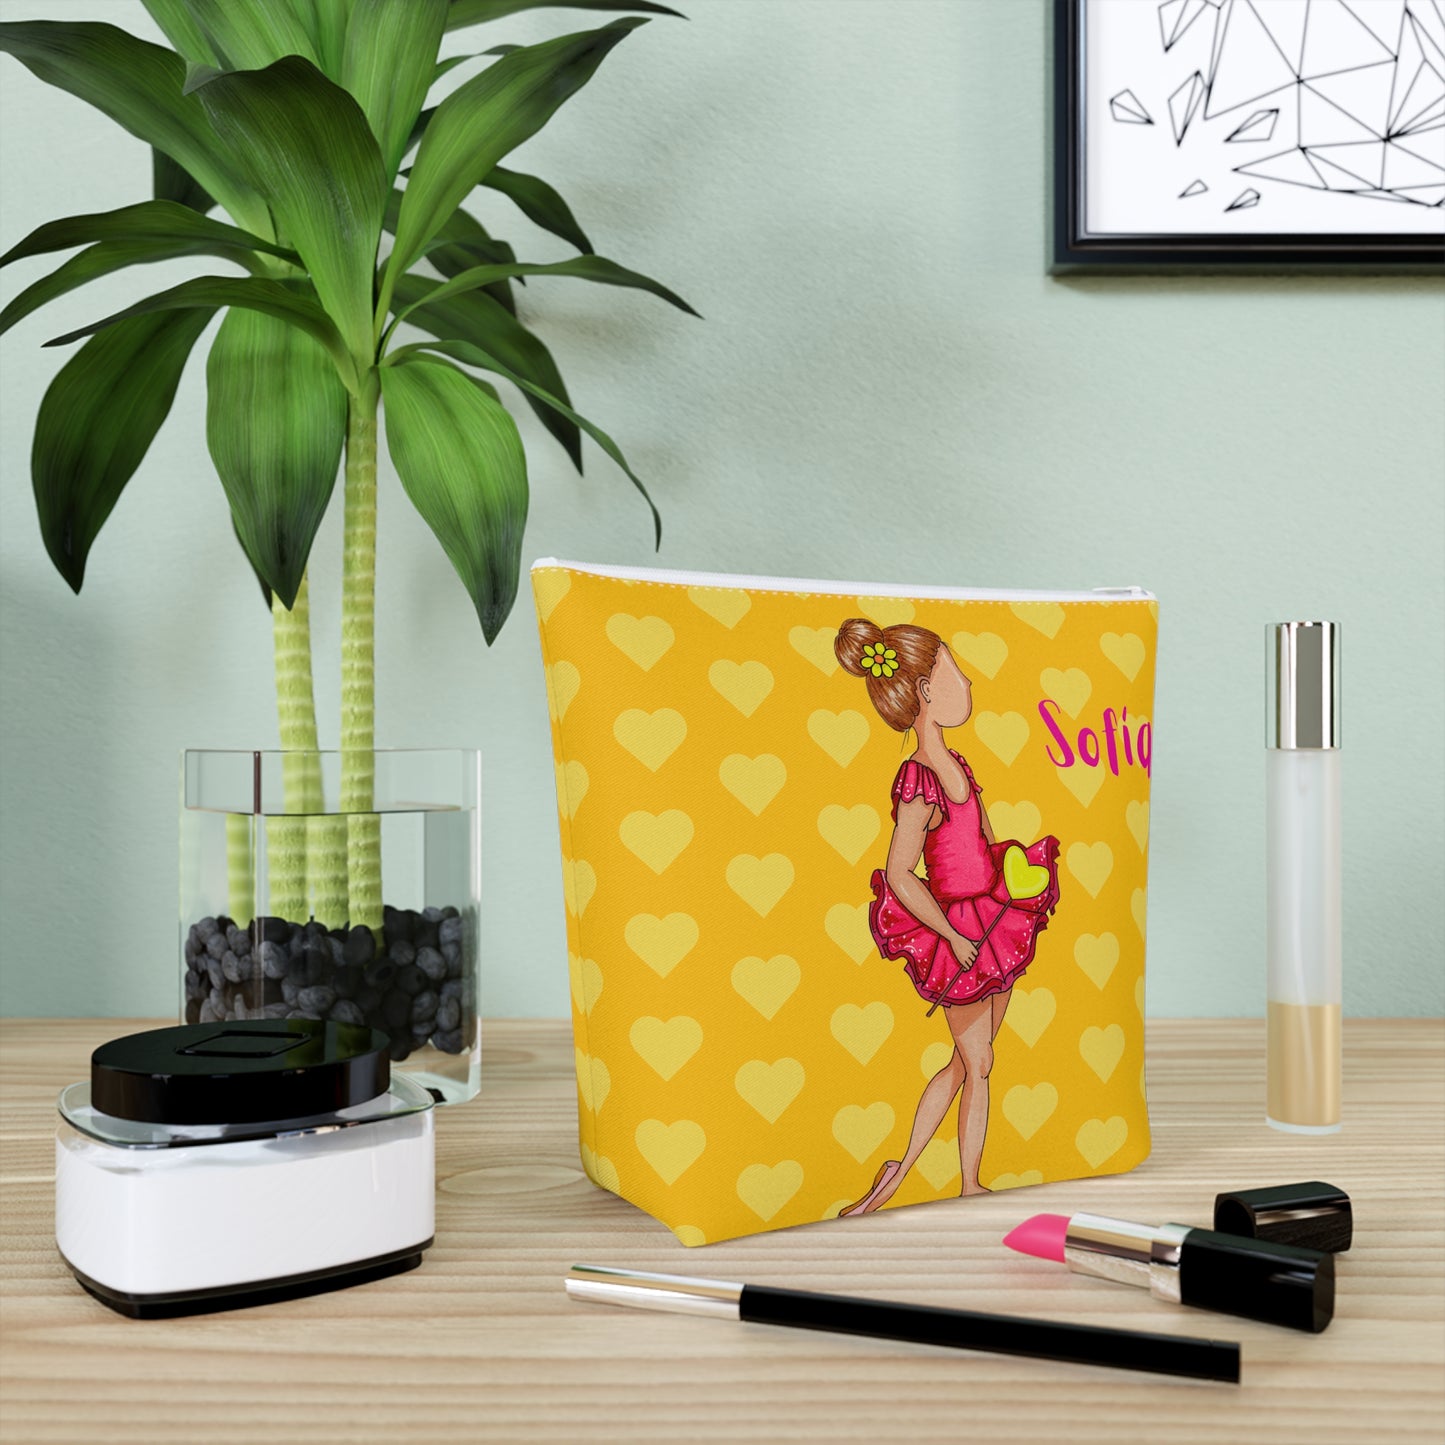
left=532, top=558, right=1152, bottom=604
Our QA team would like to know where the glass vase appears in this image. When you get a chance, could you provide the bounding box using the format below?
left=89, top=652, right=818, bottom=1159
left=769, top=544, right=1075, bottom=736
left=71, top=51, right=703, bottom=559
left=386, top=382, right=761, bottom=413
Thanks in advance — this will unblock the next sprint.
left=180, top=749, right=481, bottom=1103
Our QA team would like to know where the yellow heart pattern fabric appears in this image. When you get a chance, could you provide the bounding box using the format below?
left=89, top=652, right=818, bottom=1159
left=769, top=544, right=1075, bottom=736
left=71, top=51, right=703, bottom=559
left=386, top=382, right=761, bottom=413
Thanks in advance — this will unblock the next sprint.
left=535, top=564, right=1155, bottom=1244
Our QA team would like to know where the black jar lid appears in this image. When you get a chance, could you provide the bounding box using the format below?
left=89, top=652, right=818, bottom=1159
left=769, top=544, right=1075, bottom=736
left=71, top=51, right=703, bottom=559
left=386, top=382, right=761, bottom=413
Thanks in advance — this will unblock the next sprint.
left=91, top=1020, right=391, bottom=1126
left=1213, top=1181, right=1353, bottom=1253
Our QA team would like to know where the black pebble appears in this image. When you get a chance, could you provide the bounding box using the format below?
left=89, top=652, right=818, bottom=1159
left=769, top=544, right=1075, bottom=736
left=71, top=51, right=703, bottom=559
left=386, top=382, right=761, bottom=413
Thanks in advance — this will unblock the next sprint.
left=343, top=925, right=375, bottom=967
left=396, top=964, right=425, bottom=997
left=389, top=940, right=416, bottom=968
left=411, top=989, right=438, bottom=1023
left=381, top=989, right=410, bottom=1030
left=416, top=947, right=446, bottom=983
left=330, top=999, right=365, bottom=1026
left=258, top=915, right=291, bottom=944
left=332, top=964, right=362, bottom=999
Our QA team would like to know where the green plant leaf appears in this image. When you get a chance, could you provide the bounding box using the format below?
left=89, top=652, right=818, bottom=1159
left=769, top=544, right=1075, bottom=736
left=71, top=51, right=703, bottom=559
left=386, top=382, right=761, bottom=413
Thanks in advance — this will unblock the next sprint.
left=343, top=0, right=449, bottom=178
left=206, top=305, right=347, bottom=608
left=379, top=352, right=528, bottom=642
left=188, top=56, right=387, bottom=367
left=386, top=19, right=644, bottom=292
left=0, top=21, right=268, bottom=236
left=398, top=253, right=698, bottom=320
left=446, top=0, right=684, bottom=29
left=1, top=201, right=298, bottom=269
left=43, top=273, right=353, bottom=385
left=139, top=1, right=221, bottom=66
left=181, top=0, right=320, bottom=69
left=480, top=165, right=592, bottom=252
left=1, top=238, right=263, bottom=338
left=395, top=274, right=578, bottom=467
left=390, top=333, right=659, bottom=544
left=306, top=0, right=354, bottom=78
left=412, top=200, right=520, bottom=314
left=31, top=307, right=214, bottom=592
left=152, top=148, right=214, bottom=213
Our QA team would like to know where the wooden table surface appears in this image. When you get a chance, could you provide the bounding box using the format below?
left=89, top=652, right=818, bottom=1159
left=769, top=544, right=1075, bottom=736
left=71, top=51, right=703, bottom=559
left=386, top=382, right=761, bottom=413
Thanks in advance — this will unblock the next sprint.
left=2, top=1018, right=1442, bottom=1444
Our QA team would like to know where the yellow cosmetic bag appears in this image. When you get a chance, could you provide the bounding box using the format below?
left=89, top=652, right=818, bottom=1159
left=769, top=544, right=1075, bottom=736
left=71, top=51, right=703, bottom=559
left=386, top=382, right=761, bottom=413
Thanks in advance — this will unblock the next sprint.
left=533, top=560, right=1158, bottom=1244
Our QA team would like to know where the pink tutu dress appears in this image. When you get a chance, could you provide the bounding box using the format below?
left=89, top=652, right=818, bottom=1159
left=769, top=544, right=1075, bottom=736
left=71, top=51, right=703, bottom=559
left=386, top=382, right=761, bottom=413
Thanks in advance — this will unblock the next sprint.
left=868, top=751, right=1060, bottom=1007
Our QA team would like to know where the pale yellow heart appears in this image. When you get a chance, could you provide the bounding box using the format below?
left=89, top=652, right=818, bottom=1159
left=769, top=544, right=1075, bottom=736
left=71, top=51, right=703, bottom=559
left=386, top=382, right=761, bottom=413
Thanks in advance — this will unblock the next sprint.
left=1126, top=800, right=1150, bottom=851
left=1041, top=666, right=1092, bottom=719
left=605, top=612, right=674, bottom=670
left=830, top=1001, right=894, bottom=1065
left=1131, top=886, right=1148, bottom=938
left=987, top=1170, right=1044, bottom=1191
left=731, top=954, right=801, bottom=1020
left=987, top=800, right=1041, bottom=845
left=1080, top=1024, right=1126, bottom=1082
left=620, top=809, right=694, bottom=873
left=673, top=1225, right=707, bottom=1247
left=1076, top=1116, right=1128, bottom=1169
left=916, top=1138, right=962, bottom=1189
left=1002, top=986, right=1055, bottom=1047
left=951, top=631, right=1008, bottom=680
left=1058, top=765, right=1106, bottom=808
left=1002, top=1082, right=1058, bottom=1141
left=825, top=902, right=874, bottom=963
left=807, top=709, right=870, bottom=767
left=554, top=760, right=588, bottom=819
left=687, top=585, right=750, bottom=628
left=635, top=1119, right=706, bottom=1185
left=575, top=1050, right=611, bottom=1112
left=735, top=1058, right=805, bottom=1123
left=817, top=803, right=882, bottom=866
left=613, top=707, right=686, bottom=772
left=1100, top=631, right=1145, bottom=682
left=719, top=754, right=786, bottom=815
left=1002, top=844, right=1049, bottom=900
left=1135, top=976, right=1146, bottom=1015
left=1066, top=840, right=1113, bottom=898
left=974, top=710, right=1029, bottom=766
left=568, top=954, right=604, bottom=1013
left=920, top=1040, right=954, bottom=1079
left=709, top=659, right=774, bottom=717
left=532, top=569, right=570, bottom=622
left=726, top=853, right=794, bottom=916
left=578, top=1144, right=620, bottom=1192
left=857, top=595, right=914, bottom=627
left=1074, top=932, right=1119, bottom=989
left=630, top=1016, right=703, bottom=1081
left=1010, top=601, right=1065, bottom=638
left=832, top=1102, right=895, bottom=1164
left=737, top=1160, right=803, bottom=1222
left=546, top=660, right=580, bottom=721
left=562, top=858, right=596, bottom=917
left=625, top=913, right=698, bottom=978
left=789, top=625, right=839, bottom=675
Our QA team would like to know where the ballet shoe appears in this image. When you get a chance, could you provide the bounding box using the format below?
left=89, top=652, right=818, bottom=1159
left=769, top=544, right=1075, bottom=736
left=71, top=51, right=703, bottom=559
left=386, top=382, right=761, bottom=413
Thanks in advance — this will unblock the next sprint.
left=840, top=1159, right=902, bottom=1217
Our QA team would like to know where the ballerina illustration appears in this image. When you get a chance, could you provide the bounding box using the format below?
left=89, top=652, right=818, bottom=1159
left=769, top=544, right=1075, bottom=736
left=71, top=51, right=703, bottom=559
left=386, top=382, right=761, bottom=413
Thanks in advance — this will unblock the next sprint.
left=834, top=618, right=1061, bottom=1212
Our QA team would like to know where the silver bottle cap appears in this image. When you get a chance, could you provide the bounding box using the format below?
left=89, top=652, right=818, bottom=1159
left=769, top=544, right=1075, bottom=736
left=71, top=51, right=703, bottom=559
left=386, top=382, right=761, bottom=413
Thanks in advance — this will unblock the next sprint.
left=1267, top=622, right=1341, bottom=750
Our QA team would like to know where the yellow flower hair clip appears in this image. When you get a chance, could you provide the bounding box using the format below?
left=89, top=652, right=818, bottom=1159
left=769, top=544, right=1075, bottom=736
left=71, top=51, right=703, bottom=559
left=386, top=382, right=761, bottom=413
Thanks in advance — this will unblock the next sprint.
left=861, top=642, right=898, bottom=678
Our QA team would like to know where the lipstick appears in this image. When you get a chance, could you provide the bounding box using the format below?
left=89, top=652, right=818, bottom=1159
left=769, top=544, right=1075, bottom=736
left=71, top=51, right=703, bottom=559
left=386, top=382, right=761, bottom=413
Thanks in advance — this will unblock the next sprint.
left=1003, top=1212, right=1333, bottom=1333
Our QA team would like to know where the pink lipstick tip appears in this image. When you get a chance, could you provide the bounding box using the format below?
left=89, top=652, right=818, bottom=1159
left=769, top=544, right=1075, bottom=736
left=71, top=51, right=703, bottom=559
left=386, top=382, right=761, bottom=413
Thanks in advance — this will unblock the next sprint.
left=1002, top=1212, right=1071, bottom=1264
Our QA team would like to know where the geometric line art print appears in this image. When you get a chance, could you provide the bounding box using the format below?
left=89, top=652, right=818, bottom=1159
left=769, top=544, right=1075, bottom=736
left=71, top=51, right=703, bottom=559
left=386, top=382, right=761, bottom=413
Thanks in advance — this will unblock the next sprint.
left=1116, top=0, right=1445, bottom=209
left=1110, top=87, right=1155, bottom=124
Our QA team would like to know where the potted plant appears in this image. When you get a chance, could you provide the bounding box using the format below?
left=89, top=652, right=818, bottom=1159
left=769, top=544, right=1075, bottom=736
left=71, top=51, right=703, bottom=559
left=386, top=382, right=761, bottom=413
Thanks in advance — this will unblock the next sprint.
left=0, top=0, right=694, bottom=1100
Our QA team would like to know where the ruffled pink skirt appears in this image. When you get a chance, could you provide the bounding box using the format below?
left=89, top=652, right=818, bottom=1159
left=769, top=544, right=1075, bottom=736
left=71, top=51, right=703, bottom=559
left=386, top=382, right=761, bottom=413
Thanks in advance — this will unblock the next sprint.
left=868, top=838, right=1061, bottom=1006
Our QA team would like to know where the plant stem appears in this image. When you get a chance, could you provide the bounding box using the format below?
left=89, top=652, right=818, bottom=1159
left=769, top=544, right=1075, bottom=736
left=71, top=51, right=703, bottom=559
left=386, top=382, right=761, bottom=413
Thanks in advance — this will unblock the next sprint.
left=225, top=813, right=255, bottom=925
left=341, top=374, right=382, bottom=931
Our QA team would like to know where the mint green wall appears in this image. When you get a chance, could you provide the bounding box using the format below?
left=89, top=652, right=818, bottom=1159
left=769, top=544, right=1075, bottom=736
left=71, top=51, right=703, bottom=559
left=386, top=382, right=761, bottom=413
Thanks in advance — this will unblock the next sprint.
left=2, top=1, right=1441, bottom=1018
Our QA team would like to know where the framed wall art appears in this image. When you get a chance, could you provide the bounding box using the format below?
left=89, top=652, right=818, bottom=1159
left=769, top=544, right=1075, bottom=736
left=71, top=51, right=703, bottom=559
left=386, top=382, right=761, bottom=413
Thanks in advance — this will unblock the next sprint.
left=1052, top=0, right=1445, bottom=272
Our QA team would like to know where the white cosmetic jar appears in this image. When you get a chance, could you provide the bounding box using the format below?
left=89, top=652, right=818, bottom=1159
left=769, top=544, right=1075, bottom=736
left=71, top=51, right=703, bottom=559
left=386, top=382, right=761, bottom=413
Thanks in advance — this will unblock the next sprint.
left=56, top=1019, right=435, bottom=1317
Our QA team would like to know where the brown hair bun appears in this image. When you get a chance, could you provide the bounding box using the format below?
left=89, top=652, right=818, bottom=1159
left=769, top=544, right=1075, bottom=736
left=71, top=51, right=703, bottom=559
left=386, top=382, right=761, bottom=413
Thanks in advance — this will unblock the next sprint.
left=833, top=618, right=945, bottom=733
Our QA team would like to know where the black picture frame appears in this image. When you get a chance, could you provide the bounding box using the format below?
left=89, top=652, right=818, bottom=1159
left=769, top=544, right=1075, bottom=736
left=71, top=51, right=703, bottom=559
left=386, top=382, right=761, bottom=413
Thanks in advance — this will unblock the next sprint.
left=1050, top=0, right=1445, bottom=274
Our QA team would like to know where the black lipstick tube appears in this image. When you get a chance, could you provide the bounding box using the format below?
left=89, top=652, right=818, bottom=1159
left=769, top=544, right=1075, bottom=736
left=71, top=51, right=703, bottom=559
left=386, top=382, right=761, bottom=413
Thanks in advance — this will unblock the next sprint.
left=1062, top=1212, right=1334, bottom=1333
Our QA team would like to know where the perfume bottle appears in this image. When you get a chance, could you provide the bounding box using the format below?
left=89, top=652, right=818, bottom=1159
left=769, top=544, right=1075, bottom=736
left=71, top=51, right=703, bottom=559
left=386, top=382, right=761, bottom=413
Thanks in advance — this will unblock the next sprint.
left=1265, top=622, right=1342, bottom=1133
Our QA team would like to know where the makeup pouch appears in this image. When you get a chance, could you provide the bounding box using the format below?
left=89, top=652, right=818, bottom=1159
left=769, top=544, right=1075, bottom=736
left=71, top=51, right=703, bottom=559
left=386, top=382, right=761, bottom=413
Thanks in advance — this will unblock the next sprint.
left=533, top=560, right=1158, bottom=1245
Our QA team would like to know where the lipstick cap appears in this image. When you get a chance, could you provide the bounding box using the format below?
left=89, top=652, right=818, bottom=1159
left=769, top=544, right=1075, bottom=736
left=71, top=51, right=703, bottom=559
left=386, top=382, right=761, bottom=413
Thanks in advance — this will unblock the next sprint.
left=1213, top=1181, right=1352, bottom=1253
